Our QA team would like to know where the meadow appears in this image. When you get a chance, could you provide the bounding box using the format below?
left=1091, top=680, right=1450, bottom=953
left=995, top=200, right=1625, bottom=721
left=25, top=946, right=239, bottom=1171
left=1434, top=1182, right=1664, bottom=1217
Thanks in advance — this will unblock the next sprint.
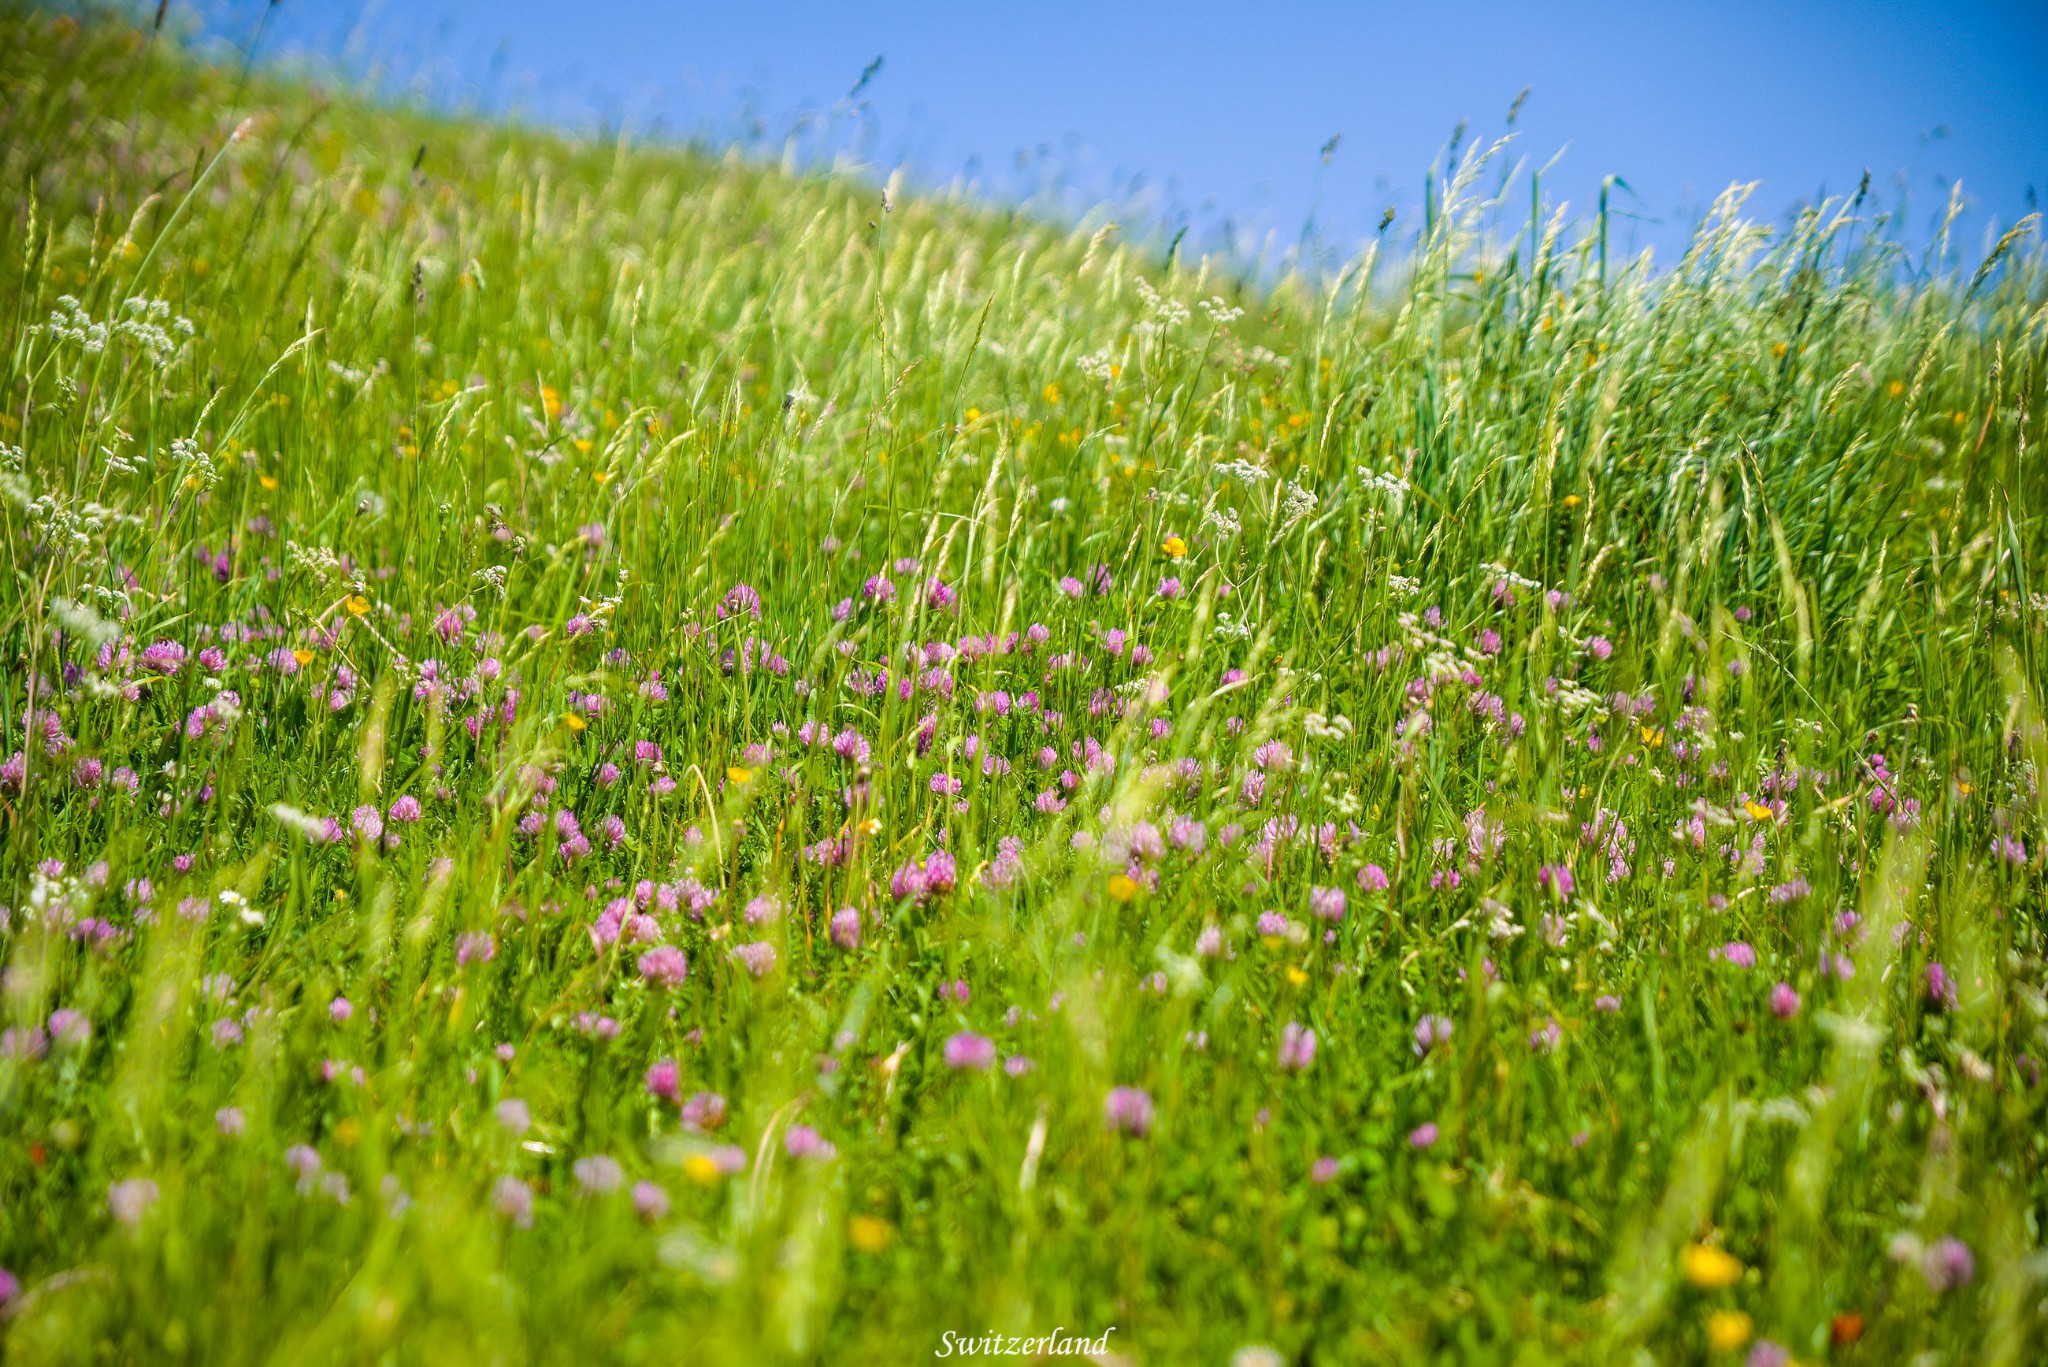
left=2, top=8, right=2046, bottom=1363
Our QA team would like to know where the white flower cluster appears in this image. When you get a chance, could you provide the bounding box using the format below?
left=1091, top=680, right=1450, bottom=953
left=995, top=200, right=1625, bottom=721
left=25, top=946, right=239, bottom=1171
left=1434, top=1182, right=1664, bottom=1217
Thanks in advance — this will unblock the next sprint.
left=1388, top=574, right=1421, bottom=598
left=170, top=437, right=218, bottom=489
left=1133, top=277, right=1189, bottom=327
left=1215, top=458, right=1269, bottom=485
left=1202, top=504, right=1241, bottom=536
left=1077, top=348, right=1116, bottom=383
left=1199, top=296, right=1244, bottom=326
left=51, top=596, right=121, bottom=649
left=1304, top=711, right=1354, bottom=742
left=1212, top=611, right=1254, bottom=642
left=39, top=295, right=194, bottom=365
left=1356, top=466, right=1409, bottom=495
left=287, top=540, right=345, bottom=583
left=1280, top=481, right=1319, bottom=525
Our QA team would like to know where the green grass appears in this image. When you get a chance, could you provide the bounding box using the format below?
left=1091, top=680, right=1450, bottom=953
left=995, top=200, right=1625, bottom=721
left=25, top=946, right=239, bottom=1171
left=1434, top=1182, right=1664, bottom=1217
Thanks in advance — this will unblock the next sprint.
left=2, top=7, right=2046, bottom=1364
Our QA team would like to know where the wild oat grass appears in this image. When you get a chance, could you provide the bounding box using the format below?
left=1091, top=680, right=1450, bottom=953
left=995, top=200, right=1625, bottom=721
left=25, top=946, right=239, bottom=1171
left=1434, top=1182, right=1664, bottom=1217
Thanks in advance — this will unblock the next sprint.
left=1, top=8, right=2045, bottom=1364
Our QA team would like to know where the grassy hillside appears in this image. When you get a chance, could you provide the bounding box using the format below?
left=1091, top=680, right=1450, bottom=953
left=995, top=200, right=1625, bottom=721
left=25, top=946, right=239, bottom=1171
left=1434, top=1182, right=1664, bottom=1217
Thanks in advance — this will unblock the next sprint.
left=2, top=7, right=2046, bottom=1363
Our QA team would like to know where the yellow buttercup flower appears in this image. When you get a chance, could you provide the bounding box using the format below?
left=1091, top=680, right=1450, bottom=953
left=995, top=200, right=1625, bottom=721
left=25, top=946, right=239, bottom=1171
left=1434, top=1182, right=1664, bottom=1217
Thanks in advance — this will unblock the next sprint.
left=847, top=1215, right=895, bottom=1253
left=1743, top=800, right=1774, bottom=822
left=1106, top=874, right=1138, bottom=903
left=683, top=1154, right=721, bottom=1185
left=1705, top=1310, right=1752, bottom=1352
left=726, top=766, right=753, bottom=785
left=1681, top=1243, right=1744, bottom=1290
left=1640, top=726, right=1665, bottom=747
left=345, top=595, right=370, bottom=617
left=563, top=713, right=586, bottom=732
left=1162, top=535, right=1187, bottom=558
left=292, top=649, right=315, bottom=667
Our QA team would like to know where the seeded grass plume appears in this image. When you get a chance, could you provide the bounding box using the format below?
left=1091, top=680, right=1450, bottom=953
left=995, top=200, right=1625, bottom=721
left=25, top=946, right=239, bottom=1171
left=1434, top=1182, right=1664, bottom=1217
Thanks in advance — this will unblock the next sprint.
left=2, top=8, right=2046, bottom=1365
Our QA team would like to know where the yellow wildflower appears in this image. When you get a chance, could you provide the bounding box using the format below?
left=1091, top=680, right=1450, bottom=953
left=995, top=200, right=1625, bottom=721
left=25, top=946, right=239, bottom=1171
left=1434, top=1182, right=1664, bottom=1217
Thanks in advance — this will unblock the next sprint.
left=847, top=1215, right=895, bottom=1253
left=1682, top=1243, right=1744, bottom=1290
left=1705, top=1310, right=1752, bottom=1352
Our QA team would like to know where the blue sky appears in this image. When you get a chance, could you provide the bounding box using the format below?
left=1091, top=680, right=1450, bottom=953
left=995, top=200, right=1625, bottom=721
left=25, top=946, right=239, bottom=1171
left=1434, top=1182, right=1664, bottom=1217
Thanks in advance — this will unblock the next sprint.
left=193, top=0, right=2047, bottom=270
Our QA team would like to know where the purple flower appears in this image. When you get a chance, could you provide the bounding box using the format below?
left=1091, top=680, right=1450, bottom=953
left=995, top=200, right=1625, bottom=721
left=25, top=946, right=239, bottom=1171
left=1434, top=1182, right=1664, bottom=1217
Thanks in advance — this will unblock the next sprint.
left=109, top=1177, right=159, bottom=1225
left=1746, top=1342, right=1791, bottom=1367
left=784, top=1125, right=836, bottom=1160
left=285, top=1144, right=324, bottom=1192
left=1104, top=1086, right=1155, bottom=1137
left=457, top=931, right=497, bottom=967
left=1277, top=1022, right=1317, bottom=1071
left=1310, top=1156, right=1340, bottom=1184
left=350, top=804, right=383, bottom=844
left=494, top=1176, right=535, bottom=1227
left=1413, top=1014, right=1454, bottom=1056
left=1769, top=982, right=1801, bottom=1018
left=682, top=1092, right=728, bottom=1131
left=1408, top=1122, right=1439, bottom=1149
left=1922, top=1235, right=1975, bottom=1291
left=329, top=996, right=354, bottom=1025
left=943, top=1032, right=997, bottom=1071
left=1356, top=863, right=1390, bottom=892
left=47, top=1009, right=90, bottom=1049
left=1309, top=886, right=1347, bottom=922
left=1256, top=911, right=1297, bottom=940
left=0, top=1266, right=16, bottom=1307
left=632, top=1180, right=671, bottom=1221
left=718, top=583, right=762, bottom=620
left=1719, top=941, right=1757, bottom=969
left=388, top=794, right=422, bottom=824
left=1926, top=961, right=1959, bottom=1010
left=1538, top=864, right=1574, bottom=901
left=1594, top=994, right=1623, bottom=1014
left=731, top=941, right=778, bottom=978
left=573, top=1155, right=624, bottom=1195
left=216, top=1106, right=246, bottom=1137
left=645, top=1059, right=681, bottom=1103
left=495, top=1098, right=531, bottom=1135
left=638, top=945, right=689, bottom=989
left=829, top=907, right=862, bottom=950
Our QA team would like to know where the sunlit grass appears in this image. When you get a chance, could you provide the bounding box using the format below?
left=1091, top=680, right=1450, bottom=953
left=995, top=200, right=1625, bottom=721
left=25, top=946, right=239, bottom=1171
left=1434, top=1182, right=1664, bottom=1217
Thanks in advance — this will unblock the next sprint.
left=1, top=7, right=2044, bottom=1364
